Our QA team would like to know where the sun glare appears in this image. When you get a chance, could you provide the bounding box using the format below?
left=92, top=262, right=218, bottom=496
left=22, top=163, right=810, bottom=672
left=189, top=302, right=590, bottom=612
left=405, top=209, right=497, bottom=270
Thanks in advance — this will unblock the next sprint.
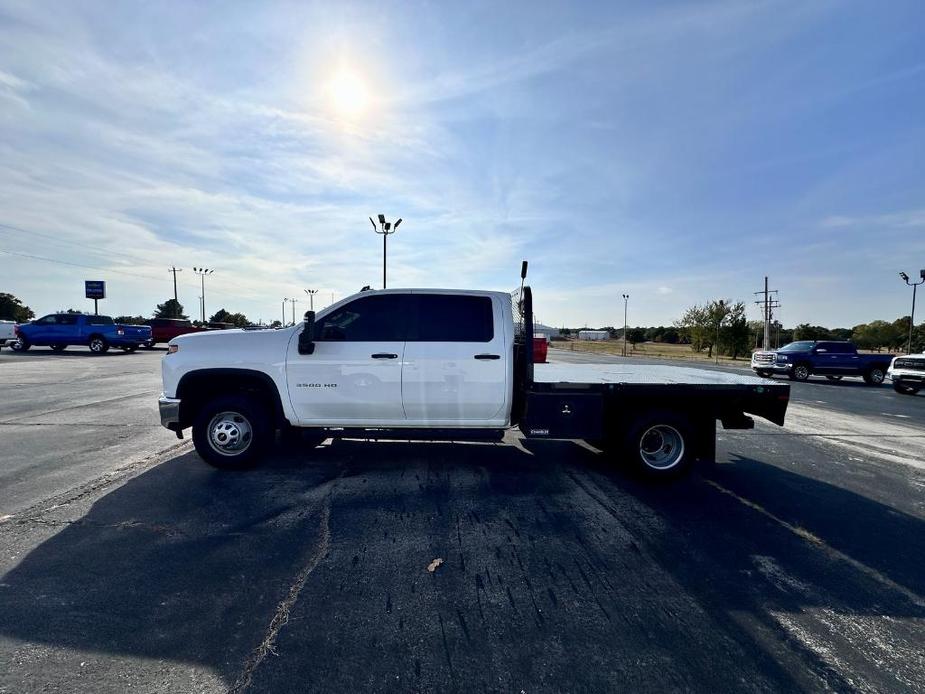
left=326, top=69, right=370, bottom=118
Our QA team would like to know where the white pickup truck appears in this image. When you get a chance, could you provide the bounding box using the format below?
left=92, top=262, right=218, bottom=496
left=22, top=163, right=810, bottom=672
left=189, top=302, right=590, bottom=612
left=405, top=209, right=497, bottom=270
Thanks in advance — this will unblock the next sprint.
left=0, top=320, right=16, bottom=349
left=158, top=286, right=790, bottom=479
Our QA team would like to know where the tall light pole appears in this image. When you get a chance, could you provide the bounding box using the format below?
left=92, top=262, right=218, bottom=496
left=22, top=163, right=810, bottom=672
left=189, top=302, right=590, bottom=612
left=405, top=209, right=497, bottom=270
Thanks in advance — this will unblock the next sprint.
left=282, top=298, right=289, bottom=326
left=370, top=215, right=402, bottom=288
left=168, top=266, right=182, bottom=302
left=290, top=297, right=299, bottom=326
left=900, top=270, right=925, bottom=354
left=715, top=299, right=726, bottom=365
left=192, top=268, right=213, bottom=323
left=304, top=288, right=318, bottom=311
left=622, top=294, right=629, bottom=357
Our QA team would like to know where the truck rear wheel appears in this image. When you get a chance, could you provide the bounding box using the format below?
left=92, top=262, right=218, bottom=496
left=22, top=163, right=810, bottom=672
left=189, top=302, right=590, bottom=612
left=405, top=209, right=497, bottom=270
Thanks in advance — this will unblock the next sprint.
left=863, top=367, right=885, bottom=386
left=10, top=338, right=29, bottom=352
left=892, top=381, right=920, bottom=395
left=622, top=411, right=694, bottom=479
left=192, top=395, right=271, bottom=469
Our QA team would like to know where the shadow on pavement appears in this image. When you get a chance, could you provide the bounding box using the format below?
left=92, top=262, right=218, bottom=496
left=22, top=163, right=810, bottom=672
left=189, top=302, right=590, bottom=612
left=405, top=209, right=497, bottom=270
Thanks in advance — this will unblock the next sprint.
left=1, top=439, right=922, bottom=691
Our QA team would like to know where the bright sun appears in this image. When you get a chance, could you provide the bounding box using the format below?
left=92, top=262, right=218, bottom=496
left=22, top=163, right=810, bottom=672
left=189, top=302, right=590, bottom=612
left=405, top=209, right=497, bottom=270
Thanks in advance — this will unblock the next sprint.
left=326, top=69, right=370, bottom=118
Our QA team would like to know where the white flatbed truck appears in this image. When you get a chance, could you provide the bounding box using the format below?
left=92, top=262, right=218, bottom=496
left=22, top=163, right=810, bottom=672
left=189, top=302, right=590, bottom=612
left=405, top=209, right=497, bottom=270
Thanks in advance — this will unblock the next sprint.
left=158, top=285, right=790, bottom=479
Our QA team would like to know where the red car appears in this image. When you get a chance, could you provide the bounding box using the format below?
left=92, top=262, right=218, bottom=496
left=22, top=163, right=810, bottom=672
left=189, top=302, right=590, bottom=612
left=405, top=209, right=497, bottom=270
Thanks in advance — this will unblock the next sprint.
left=144, top=318, right=209, bottom=348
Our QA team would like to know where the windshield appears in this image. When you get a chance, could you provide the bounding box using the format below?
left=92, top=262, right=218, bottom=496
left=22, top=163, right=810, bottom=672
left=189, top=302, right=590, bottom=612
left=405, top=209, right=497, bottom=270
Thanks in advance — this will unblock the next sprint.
left=779, top=341, right=815, bottom=352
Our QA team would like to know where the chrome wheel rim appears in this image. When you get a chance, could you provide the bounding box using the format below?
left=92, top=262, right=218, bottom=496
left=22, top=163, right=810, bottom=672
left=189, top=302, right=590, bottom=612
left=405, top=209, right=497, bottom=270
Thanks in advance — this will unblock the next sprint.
left=90, top=339, right=104, bottom=352
left=207, top=411, right=253, bottom=456
left=639, top=424, right=685, bottom=470
left=794, top=366, right=809, bottom=380
left=870, top=369, right=884, bottom=384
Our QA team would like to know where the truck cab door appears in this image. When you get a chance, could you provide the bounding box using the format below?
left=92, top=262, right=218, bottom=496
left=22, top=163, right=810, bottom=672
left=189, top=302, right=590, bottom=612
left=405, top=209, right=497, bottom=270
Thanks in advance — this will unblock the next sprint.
left=29, top=315, right=59, bottom=344
left=286, top=293, right=407, bottom=425
left=401, top=293, right=509, bottom=426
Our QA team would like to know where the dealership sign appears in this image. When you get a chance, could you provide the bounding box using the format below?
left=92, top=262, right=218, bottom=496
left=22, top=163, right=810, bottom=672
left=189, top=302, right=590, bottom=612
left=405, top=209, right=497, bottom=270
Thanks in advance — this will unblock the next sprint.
left=85, top=281, right=106, bottom=300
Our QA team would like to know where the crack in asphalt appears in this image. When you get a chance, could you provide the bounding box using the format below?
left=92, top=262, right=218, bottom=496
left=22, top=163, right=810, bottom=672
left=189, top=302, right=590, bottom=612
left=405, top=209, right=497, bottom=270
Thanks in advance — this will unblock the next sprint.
left=229, top=498, right=333, bottom=694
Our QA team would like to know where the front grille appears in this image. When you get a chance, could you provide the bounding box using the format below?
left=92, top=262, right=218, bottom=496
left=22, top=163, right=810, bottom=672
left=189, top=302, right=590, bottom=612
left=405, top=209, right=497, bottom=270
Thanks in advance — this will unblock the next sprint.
left=895, top=358, right=925, bottom=371
left=753, top=353, right=775, bottom=365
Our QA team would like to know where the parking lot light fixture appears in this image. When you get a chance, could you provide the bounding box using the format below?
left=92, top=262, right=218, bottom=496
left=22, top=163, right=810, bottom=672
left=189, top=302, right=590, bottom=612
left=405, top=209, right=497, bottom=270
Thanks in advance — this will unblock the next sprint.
left=371, top=214, right=401, bottom=289
left=622, top=294, right=629, bottom=357
left=304, top=289, right=319, bottom=311
left=899, top=269, right=925, bottom=354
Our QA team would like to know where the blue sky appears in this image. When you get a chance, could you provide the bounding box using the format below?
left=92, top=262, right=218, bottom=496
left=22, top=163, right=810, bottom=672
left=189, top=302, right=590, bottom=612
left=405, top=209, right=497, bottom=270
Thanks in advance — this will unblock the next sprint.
left=1, top=0, right=923, bottom=328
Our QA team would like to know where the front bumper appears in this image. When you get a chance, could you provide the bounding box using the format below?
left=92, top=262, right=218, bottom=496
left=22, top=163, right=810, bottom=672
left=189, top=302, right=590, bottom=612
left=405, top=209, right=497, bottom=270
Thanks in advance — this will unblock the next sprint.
left=888, top=370, right=925, bottom=384
left=752, top=362, right=792, bottom=374
left=158, top=394, right=182, bottom=433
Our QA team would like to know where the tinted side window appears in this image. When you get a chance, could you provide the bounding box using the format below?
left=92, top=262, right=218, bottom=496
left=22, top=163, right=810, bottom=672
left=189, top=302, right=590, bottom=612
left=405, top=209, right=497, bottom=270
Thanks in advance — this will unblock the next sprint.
left=314, top=294, right=406, bottom=341
left=88, top=316, right=114, bottom=325
left=58, top=314, right=78, bottom=325
left=409, top=294, right=494, bottom=342
left=35, top=315, right=57, bottom=325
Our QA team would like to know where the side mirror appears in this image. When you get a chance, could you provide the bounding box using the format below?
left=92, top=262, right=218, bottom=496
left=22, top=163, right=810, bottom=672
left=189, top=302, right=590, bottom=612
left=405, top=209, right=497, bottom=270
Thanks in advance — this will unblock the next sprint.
left=298, top=311, right=315, bottom=355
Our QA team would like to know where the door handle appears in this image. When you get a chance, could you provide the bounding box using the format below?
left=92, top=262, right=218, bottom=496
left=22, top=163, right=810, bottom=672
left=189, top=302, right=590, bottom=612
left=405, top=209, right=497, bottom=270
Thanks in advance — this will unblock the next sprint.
left=371, top=353, right=398, bottom=359
left=474, top=354, right=501, bottom=360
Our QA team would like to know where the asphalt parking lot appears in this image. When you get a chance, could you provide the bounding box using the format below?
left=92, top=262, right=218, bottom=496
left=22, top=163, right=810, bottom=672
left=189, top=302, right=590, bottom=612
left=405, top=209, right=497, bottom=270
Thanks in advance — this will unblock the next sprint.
left=1, top=346, right=923, bottom=693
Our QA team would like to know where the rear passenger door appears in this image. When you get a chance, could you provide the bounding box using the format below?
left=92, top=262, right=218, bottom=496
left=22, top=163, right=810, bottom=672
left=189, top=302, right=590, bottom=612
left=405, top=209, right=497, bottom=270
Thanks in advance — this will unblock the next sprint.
left=401, top=293, right=508, bottom=425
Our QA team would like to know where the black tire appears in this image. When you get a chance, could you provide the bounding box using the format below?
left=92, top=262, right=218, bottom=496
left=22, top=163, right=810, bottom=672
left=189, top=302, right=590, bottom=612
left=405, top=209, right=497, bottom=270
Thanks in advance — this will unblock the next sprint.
left=892, top=381, right=921, bottom=395
left=88, top=336, right=109, bottom=354
left=621, top=411, right=695, bottom=480
left=825, top=375, right=842, bottom=381
left=10, top=338, right=29, bottom=352
left=192, top=395, right=272, bottom=469
left=863, top=367, right=886, bottom=386
left=50, top=344, right=67, bottom=352
left=789, top=363, right=811, bottom=381
left=144, top=341, right=156, bottom=349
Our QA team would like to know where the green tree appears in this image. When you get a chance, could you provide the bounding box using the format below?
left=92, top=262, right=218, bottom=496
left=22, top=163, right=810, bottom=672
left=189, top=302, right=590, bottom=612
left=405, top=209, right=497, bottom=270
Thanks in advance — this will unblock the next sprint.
left=209, top=308, right=249, bottom=328
left=154, top=299, right=188, bottom=319
left=721, top=301, right=750, bottom=359
left=0, top=293, right=35, bottom=322
left=627, top=327, right=646, bottom=345
left=676, top=304, right=710, bottom=353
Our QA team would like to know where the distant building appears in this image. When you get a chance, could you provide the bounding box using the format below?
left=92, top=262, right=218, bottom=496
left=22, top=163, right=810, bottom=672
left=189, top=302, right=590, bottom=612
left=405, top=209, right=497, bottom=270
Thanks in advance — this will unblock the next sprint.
left=578, top=330, right=608, bottom=341
left=534, top=323, right=560, bottom=339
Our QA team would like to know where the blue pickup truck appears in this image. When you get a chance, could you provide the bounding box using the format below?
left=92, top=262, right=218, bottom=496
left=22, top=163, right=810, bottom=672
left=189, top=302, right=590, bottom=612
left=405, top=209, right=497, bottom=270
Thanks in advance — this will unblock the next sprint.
left=12, top=313, right=152, bottom=354
left=751, top=340, right=894, bottom=385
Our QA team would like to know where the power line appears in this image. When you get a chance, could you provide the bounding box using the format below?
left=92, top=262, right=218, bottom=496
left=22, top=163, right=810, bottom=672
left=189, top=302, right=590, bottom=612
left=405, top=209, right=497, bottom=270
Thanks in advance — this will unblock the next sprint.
left=0, top=222, right=147, bottom=265
left=0, top=248, right=166, bottom=282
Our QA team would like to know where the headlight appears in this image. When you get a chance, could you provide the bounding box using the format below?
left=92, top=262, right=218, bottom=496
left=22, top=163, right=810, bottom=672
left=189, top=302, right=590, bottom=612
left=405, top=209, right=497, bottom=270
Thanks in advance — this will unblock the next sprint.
left=167, top=344, right=179, bottom=354
left=778, top=355, right=789, bottom=362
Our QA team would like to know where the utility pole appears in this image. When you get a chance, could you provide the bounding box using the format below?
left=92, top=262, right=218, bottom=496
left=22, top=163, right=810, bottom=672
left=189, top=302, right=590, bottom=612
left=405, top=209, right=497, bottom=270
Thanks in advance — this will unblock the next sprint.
left=753, top=276, right=780, bottom=351
left=290, top=298, right=299, bottom=326
left=282, top=298, right=289, bottom=326
left=370, top=215, right=402, bottom=288
left=304, top=288, right=318, bottom=311
left=899, top=270, right=925, bottom=354
left=193, top=268, right=214, bottom=323
left=622, top=294, right=629, bottom=357
left=168, top=266, right=182, bottom=301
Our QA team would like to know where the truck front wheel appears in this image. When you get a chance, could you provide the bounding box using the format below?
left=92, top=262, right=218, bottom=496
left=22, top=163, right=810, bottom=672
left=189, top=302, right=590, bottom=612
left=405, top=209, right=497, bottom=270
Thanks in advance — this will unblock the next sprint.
left=622, top=412, right=694, bottom=479
left=192, top=395, right=271, bottom=469
left=789, top=364, right=810, bottom=381
left=863, top=367, right=886, bottom=386
left=893, top=381, right=920, bottom=395
left=88, top=336, right=110, bottom=354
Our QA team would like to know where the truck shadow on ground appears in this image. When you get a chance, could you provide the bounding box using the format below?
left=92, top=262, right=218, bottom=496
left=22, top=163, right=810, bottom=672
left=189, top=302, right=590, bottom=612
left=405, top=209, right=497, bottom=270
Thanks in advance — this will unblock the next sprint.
left=0, top=439, right=922, bottom=691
